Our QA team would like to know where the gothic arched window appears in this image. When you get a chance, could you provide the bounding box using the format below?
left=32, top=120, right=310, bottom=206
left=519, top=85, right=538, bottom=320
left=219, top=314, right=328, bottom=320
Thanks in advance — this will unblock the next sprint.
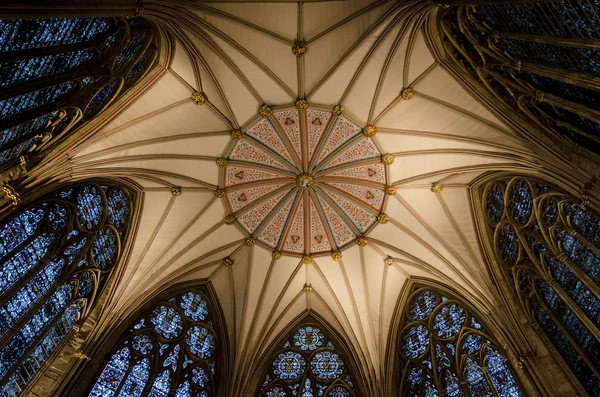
left=0, top=16, right=158, bottom=167
left=258, top=322, right=358, bottom=397
left=482, top=176, right=600, bottom=396
left=397, top=287, right=522, bottom=397
left=87, top=286, right=221, bottom=397
left=0, top=181, right=134, bottom=396
left=437, top=3, right=600, bottom=155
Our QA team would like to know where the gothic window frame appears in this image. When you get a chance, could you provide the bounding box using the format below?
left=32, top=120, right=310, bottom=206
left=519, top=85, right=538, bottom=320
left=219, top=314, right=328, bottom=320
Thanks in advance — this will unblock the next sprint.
left=0, top=178, right=139, bottom=397
left=0, top=16, right=161, bottom=170
left=432, top=3, right=600, bottom=157
left=478, top=173, right=600, bottom=396
left=390, top=281, right=525, bottom=397
left=254, top=313, right=365, bottom=397
left=80, top=281, right=229, bottom=397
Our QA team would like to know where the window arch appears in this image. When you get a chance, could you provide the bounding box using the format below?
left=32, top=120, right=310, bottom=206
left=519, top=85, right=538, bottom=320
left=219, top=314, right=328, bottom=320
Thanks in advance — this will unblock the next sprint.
left=0, top=16, right=158, bottom=167
left=396, top=286, right=522, bottom=397
left=87, top=286, right=222, bottom=397
left=482, top=176, right=600, bottom=396
left=437, top=3, right=600, bottom=155
left=0, top=181, right=134, bottom=396
left=258, top=320, right=358, bottom=397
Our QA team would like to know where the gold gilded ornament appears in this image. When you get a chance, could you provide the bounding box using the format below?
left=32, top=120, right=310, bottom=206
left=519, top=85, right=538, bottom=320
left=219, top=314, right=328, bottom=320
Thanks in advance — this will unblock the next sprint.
left=381, top=154, right=395, bottom=165
left=259, top=104, right=272, bottom=117
left=431, top=183, right=444, bottom=194
left=331, top=251, right=342, bottom=261
left=384, top=256, right=394, bottom=266
left=292, top=41, right=307, bottom=57
left=332, top=105, right=345, bottom=116
left=303, top=283, right=313, bottom=293
left=356, top=236, right=368, bottom=247
left=295, top=99, right=309, bottom=110
left=245, top=237, right=256, bottom=246
left=170, top=186, right=182, bottom=196
left=296, top=173, right=314, bottom=189
left=214, top=188, right=226, bottom=198
left=272, top=251, right=282, bottom=260
left=362, top=125, right=377, bottom=137
left=377, top=213, right=389, bottom=224
left=223, top=257, right=234, bottom=267
left=231, top=129, right=243, bottom=140
left=74, top=351, right=92, bottom=361
left=385, top=185, right=397, bottom=195
left=2, top=183, right=20, bottom=207
left=402, top=88, right=415, bottom=100
left=302, top=255, right=312, bottom=264
left=224, top=215, right=235, bottom=225
left=216, top=158, right=227, bottom=168
left=191, top=91, right=206, bottom=105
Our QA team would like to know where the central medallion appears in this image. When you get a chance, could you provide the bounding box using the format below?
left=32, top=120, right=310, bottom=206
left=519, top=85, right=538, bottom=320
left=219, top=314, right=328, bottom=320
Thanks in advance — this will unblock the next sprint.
left=220, top=103, right=390, bottom=257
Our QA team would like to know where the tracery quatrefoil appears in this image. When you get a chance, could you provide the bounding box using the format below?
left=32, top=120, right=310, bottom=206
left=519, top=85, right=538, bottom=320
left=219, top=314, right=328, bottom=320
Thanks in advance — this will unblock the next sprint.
left=220, top=104, right=389, bottom=256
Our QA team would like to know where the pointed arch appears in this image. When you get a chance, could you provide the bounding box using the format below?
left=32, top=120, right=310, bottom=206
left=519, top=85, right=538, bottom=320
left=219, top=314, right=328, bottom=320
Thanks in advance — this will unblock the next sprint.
left=252, top=312, right=365, bottom=397
left=477, top=174, right=600, bottom=396
left=0, top=16, right=160, bottom=169
left=0, top=179, right=139, bottom=396
left=389, top=280, right=523, bottom=397
left=83, top=281, right=228, bottom=397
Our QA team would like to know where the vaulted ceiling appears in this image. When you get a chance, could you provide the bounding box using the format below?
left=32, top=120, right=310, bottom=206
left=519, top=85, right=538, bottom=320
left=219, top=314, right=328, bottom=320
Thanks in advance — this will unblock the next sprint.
left=63, top=1, right=538, bottom=395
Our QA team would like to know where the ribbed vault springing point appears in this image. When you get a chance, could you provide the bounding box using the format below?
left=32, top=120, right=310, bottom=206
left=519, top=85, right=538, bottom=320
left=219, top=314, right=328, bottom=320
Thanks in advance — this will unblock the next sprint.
left=219, top=103, right=390, bottom=256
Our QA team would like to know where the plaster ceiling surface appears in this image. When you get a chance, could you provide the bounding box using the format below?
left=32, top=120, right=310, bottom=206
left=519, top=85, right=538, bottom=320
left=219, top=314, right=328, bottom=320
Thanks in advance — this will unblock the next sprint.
left=68, top=0, right=538, bottom=393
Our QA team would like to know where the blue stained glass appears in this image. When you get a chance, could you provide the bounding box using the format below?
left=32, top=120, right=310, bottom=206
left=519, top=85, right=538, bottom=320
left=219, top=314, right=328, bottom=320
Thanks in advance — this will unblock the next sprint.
left=77, top=185, right=103, bottom=230
left=401, top=325, right=430, bottom=359
left=0, top=81, right=77, bottom=120
left=174, top=380, right=192, bottom=397
left=108, top=189, right=129, bottom=228
left=180, top=292, right=209, bottom=322
left=485, top=183, right=504, bottom=223
left=266, top=386, right=287, bottom=397
left=132, top=334, right=153, bottom=355
left=151, top=305, right=183, bottom=339
left=485, top=349, right=521, bottom=397
left=302, top=379, right=314, bottom=397
left=163, top=344, right=180, bottom=371
left=0, top=208, right=44, bottom=257
left=114, top=33, right=146, bottom=72
left=293, top=326, right=325, bottom=351
left=465, top=359, right=493, bottom=397
left=117, top=358, right=150, bottom=397
left=0, top=113, right=53, bottom=149
left=461, top=334, right=483, bottom=355
left=0, top=234, right=55, bottom=295
left=507, top=180, right=533, bottom=225
left=328, top=386, right=350, bottom=397
left=558, top=230, right=600, bottom=285
left=84, top=78, right=121, bottom=117
left=273, top=351, right=306, bottom=380
left=569, top=205, right=600, bottom=249
left=191, top=366, right=209, bottom=387
left=125, top=52, right=154, bottom=85
left=496, top=223, right=519, bottom=267
left=310, top=351, right=344, bottom=380
left=0, top=258, right=64, bottom=337
left=0, top=50, right=94, bottom=88
left=47, top=203, right=68, bottom=231
left=187, top=325, right=216, bottom=359
left=0, top=283, right=72, bottom=379
left=149, top=370, right=171, bottom=397
left=92, top=227, right=117, bottom=269
left=0, top=18, right=111, bottom=52
left=88, top=348, right=131, bottom=397
left=433, top=304, right=465, bottom=338
left=64, top=236, right=87, bottom=265
left=441, top=370, right=463, bottom=397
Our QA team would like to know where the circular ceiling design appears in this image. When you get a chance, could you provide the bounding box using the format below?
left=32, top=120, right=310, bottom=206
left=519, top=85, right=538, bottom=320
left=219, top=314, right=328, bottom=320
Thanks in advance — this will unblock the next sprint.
left=220, top=103, right=391, bottom=257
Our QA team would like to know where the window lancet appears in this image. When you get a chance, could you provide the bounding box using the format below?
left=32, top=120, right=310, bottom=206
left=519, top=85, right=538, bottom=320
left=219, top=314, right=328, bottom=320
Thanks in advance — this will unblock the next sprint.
left=0, top=16, right=158, bottom=167
left=482, top=176, right=600, bottom=396
left=258, top=322, right=357, bottom=397
left=0, top=182, right=133, bottom=396
left=437, top=3, right=600, bottom=155
left=397, top=287, right=522, bottom=397
left=87, top=287, right=221, bottom=397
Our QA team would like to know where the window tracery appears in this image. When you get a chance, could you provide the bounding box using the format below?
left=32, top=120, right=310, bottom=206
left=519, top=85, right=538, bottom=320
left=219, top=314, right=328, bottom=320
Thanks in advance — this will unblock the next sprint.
left=87, top=287, right=220, bottom=397
left=258, top=323, right=357, bottom=397
left=482, top=176, right=600, bottom=396
left=0, top=16, right=158, bottom=167
left=397, top=287, right=521, bottom=397
left=0, top=181, right=134, bottom=396
left=437, top=2, right=600, bottom=155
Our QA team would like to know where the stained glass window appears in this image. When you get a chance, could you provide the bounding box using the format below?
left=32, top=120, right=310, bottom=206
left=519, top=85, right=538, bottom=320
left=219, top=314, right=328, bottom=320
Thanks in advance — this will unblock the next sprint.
left=438, top=3, right=600, bottom=155
left=0, top=16, right=157, bottom=166
left=87, top=288, right=220, bottom=397
left=258, top=323, right=358, bottom=397
left=0, top=182, right=133, bottom=396
left=397, top=288, right=522, bottom=397
left=483, top=176, right=600, bottom=396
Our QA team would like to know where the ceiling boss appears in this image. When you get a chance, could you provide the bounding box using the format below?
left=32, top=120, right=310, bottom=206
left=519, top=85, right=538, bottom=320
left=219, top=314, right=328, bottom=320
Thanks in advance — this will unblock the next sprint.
left=218, top=102, right=392, bottom=258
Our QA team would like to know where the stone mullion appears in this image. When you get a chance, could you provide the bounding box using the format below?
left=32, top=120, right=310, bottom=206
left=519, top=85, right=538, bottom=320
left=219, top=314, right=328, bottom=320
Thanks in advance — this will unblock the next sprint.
left=0, top=0, right=140, bottom=20
left=517, top=61, right=600, bottom=93
left=480, top=366, right=501, bottom=397
left=530, top=289, right=600, bottom=379
left=538, top=92, right=600, bottom=125
left=494, top=31, right=600, bottom=51
left=433, top=0, right=563, bottom=6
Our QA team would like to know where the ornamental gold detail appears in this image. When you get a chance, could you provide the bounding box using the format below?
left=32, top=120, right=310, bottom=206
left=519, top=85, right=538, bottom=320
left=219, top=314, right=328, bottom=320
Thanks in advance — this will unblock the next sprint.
left=170, top=186, right=182, bottom=196
left=356, top=236, right=368, bottom=247
left=296, top=173, right=314, bottom=189
left=2, top=183, right=20, bottom=207
left=216, top=158, right=227, bottom=168
left=303, top=283, right=313, bottom=293
left=302, top=255, right=312, bottom=264
left=431, top=183, right=444, bottom=194
left=402, top=87, right=415, bottom=100
left=377, top=213, right=389, bottom=224
left=245, top=237, right=256, bottom=246
left=214, top=188, right=226, bottom=198
left=295, top=99, right=309, bottom=110
left=332, top=105, right=345, bottom=116
left=381, top=154, right=395, bottom=165
left=362, top=125, right=377, bottom=137
left=259, top=104, right=272, bottom=117
left=272, top=251, right=282, bottom=260
left=223, top=257, right=234, bottom=267
left=331, top=251, right=342, bottom=261
left=385, top=185, right=397, bottom=195
left=231, top=129, right=243, bottom=140
left=384, top=256, right=394, bottom=266
left=224, top=214, right=236, bottom=225
left=191, top=91, right=206, bottom=105
left=292, top=41, right=307, bottom=57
